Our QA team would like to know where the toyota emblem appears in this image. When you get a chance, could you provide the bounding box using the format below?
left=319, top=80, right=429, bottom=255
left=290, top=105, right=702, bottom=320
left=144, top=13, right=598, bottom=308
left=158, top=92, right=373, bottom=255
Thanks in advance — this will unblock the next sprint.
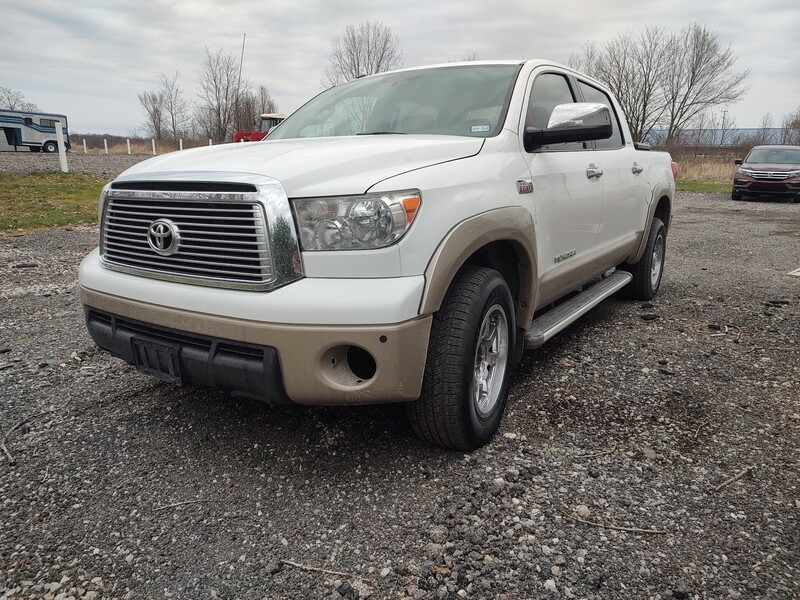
left=147, top=219, right=181, bottom=256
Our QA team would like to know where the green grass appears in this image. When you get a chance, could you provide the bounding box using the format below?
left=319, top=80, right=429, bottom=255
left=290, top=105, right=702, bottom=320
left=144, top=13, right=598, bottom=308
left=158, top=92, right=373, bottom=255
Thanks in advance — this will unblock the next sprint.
left=0, top=172, right=107, bottom=233
left=675, top=179, right=730, bottom=194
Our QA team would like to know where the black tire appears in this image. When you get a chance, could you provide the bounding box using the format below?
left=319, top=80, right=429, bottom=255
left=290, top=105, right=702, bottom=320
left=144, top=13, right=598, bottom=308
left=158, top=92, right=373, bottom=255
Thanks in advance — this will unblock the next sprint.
left=43, top=141, right=57, bottom=153
left=406, top=267, right=515, bottom=451
left=620, top=217, right=666, bottom=300
left=731, top=190, right=743, bottom=200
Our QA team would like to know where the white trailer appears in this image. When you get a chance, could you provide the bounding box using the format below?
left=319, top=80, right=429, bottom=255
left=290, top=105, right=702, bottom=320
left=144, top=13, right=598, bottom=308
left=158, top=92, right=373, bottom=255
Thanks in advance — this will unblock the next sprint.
left=0, top=109, right=71, bottom=152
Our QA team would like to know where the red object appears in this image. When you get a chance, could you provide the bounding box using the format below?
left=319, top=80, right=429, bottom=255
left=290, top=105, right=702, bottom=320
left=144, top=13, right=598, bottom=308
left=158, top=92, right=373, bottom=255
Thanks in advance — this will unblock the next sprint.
left=233, top=113, right=287, bottom=143
left=233, top=130, right=268, bottom=143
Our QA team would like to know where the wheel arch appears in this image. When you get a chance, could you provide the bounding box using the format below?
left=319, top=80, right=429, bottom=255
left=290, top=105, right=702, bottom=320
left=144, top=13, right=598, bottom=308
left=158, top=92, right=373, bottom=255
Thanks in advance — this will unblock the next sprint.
left=628, top=190, right=671, bottom=264
left=419, top=206, right=538, bottom=333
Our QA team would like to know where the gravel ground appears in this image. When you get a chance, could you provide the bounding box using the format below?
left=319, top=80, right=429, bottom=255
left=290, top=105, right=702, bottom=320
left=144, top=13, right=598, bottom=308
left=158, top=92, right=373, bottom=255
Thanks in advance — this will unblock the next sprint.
left=0, top=151, right=150, bottom=179
left=1, top=155, right=799, bottom=600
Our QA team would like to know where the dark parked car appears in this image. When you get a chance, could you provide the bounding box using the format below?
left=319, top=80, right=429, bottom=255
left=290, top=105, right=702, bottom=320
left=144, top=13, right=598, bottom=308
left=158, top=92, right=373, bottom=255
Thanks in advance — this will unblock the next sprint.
left=732, top=145, right=800, bottom=202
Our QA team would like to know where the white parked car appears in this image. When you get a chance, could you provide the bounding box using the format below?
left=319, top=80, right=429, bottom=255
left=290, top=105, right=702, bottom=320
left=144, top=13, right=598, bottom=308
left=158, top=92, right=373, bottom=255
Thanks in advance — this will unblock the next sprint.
left=79, top=60, right=675, bottom=450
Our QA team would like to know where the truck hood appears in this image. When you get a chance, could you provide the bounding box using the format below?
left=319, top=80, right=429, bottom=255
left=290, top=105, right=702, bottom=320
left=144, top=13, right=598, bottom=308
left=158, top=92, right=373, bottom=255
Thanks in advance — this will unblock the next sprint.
left=115, top=136, right=484, bottom=197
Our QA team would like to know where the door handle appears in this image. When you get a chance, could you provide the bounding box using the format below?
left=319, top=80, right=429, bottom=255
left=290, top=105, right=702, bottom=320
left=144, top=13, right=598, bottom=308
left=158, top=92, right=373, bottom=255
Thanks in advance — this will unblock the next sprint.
left=586, top=164, right=603, bottom=179
left=632, top=163, right=644, bottom=175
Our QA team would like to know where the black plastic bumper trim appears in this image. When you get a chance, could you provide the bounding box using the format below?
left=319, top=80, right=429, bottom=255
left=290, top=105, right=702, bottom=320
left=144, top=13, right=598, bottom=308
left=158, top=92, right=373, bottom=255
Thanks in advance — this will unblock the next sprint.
left=85, top=308, right=291, bottom=403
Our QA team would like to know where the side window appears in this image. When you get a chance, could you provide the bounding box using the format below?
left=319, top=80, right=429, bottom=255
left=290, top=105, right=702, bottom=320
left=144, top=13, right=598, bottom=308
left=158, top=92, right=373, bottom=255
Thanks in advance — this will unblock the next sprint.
left=577, top=81, right=624, bottom=150
left=40, top=118, right=58, bottom=128
left=24, top=117, right=33, bottom=126
left=525, top=73, right=582, bottom=151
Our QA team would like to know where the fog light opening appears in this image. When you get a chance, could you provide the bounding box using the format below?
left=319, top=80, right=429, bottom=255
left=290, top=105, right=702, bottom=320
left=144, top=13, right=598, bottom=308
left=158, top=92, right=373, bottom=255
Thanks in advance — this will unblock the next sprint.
left=347, top=345, right=377, bottom=381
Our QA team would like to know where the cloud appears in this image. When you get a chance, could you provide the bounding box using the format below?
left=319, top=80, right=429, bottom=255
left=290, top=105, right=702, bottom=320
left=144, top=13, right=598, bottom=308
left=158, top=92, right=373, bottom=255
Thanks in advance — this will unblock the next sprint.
left=1, top=0, right=797, bottom=135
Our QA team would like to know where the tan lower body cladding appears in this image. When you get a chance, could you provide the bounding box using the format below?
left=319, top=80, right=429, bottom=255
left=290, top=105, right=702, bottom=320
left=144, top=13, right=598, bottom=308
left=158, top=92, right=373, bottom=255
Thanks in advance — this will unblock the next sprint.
left=80, top=287, right=431, bottom=406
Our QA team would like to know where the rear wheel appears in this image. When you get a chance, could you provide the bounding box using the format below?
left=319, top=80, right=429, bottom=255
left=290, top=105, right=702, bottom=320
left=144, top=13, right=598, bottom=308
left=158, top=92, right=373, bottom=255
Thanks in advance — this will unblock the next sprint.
left=406, top=267, right=515, bottom=451
left=43, top=141, right=57, bottom=153
left=621, top=217, right=666, bottom=300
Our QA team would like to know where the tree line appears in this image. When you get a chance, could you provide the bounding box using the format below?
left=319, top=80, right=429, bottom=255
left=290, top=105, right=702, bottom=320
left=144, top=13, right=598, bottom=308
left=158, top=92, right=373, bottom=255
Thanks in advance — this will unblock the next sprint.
left=138, top=47, right=278, bottom=144
left=569, top=23, right=754, bottom=145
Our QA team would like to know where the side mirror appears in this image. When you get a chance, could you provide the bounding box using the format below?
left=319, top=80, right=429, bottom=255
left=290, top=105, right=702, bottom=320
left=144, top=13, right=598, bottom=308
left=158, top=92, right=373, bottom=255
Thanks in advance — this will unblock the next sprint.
left=734, top=159, right=743, bottom=165
left=524, top=103, right=613, bottom=152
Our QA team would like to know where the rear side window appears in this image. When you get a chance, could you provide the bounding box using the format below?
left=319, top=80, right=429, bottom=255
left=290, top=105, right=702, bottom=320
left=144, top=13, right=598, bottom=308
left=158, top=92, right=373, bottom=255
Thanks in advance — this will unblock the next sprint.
left=577, top=81, right=624, bottom=149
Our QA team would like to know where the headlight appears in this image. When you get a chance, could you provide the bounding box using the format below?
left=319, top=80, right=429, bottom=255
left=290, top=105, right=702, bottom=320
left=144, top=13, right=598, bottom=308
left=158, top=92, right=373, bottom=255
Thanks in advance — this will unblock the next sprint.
left=786, top=170, right=800, bottom=178
left=737, top=168, right=754, bottom=176
left=292, top=190, right=421, bottom=251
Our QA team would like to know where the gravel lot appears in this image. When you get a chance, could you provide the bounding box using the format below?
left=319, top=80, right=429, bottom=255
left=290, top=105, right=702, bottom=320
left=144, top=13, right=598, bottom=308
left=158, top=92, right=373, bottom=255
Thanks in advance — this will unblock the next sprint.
left=1, top=154, right=799, bottom=599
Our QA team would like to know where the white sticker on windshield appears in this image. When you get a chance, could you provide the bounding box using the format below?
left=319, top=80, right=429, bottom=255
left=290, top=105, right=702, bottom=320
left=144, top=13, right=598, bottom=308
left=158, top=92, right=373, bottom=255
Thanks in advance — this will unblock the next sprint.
left=471, top=124, right=491, bottom=133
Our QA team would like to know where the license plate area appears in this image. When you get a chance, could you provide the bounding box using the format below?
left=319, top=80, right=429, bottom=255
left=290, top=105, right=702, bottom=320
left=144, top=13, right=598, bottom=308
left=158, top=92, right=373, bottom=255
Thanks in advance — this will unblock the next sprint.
left=131, top=338, right=182, bottom=385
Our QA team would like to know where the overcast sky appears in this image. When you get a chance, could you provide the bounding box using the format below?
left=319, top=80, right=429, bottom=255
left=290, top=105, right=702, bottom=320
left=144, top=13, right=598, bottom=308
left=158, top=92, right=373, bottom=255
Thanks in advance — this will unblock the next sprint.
left=2, top=0, right=798, bottom=136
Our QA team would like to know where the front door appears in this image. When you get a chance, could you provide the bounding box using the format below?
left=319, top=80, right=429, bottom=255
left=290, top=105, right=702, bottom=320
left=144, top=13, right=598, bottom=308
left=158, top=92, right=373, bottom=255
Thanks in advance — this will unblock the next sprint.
left=521, top=71, right=603, bottom=304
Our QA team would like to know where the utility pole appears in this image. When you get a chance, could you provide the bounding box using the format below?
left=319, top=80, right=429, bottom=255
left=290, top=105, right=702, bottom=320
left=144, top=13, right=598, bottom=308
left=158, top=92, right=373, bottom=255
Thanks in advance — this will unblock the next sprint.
left=721, top=109, right=728, bottom=147
left=235, top=33, right=246, bottom=132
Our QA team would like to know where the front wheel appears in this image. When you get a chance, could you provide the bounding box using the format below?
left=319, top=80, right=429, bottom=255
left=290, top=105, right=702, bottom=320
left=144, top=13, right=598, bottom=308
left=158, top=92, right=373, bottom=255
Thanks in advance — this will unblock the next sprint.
left=731, top=190, right=743, bottom=201
left=621, top=217, right=666, bottom=300
left=406, top=267, right=515, bottom=451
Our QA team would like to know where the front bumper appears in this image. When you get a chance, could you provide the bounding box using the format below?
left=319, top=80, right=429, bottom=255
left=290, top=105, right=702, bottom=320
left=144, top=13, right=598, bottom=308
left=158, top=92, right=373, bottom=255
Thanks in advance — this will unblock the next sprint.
left=733, top=177, right=800, bottom=199
left=81, top=287, right=432, bottom=405
left=79, top=248, right=431, bottom=404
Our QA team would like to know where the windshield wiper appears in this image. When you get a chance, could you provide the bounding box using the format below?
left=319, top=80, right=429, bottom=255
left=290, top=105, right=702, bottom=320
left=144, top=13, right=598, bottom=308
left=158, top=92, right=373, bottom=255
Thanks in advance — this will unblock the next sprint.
left=357, top=131, right=407, bottom=135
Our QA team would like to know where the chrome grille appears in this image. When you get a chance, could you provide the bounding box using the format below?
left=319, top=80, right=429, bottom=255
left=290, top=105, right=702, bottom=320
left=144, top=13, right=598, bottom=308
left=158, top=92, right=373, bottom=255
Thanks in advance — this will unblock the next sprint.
left=750, top=171, right=790, bottom=180
left=101, top=191, right=274, bottom=289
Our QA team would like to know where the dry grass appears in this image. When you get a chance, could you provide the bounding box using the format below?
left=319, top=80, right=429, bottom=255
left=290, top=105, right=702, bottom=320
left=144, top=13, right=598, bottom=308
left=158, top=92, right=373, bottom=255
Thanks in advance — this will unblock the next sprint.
left=672, top=157, right=736, bottom=193
left=674, top=157, right=737, bottom=182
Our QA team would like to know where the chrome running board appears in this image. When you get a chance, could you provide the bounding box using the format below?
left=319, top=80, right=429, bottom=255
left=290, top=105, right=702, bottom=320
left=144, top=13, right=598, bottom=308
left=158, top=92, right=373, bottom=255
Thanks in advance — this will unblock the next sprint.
left=524, top=270, right=633, bottom=349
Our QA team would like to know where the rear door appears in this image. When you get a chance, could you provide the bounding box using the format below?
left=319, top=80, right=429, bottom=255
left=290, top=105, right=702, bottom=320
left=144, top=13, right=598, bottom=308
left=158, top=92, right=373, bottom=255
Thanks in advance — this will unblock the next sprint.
left=576, top=79, right=646, bottom=260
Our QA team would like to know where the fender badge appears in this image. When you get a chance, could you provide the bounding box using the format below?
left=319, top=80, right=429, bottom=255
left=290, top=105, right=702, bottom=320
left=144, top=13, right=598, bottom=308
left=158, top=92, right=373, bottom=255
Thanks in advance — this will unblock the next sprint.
left=517, top=179, right=533, bottom=194
left=554, top=249, right=576, bottom=264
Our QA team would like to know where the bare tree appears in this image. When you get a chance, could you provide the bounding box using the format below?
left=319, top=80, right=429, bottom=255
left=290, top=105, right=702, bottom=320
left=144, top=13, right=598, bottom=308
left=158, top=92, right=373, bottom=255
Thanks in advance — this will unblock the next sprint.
left=321, top=19, right=403, bottom=88
left=159, top=72, right=191, bottom=141
left=661, top=24, right=749, bottom=144
left=570, top=24, right=748, bottom=144
left=570, top=27, right=669, bottom=142
left=781, top=106, right=800, bottom=145
left=0, top=87, right=39, bottom=111
left=256, top=85, right=278, bottom=115
left=234, top=86, right=279, bottom=132
left=138, top=89, right=165, bottom=140
left=195, top=47, right=251, bottom=142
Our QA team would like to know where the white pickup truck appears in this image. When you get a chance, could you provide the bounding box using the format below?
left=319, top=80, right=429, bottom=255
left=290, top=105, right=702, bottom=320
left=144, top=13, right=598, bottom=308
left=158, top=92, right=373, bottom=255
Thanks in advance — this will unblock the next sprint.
left=79, top=61, right=674, bottom=450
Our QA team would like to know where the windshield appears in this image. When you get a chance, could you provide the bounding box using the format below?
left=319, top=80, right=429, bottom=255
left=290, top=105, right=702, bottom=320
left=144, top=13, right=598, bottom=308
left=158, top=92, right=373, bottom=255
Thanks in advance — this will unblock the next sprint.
left=269, top=64, right=522, bottom=140
left=745, top=147, right=800, bottom=164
